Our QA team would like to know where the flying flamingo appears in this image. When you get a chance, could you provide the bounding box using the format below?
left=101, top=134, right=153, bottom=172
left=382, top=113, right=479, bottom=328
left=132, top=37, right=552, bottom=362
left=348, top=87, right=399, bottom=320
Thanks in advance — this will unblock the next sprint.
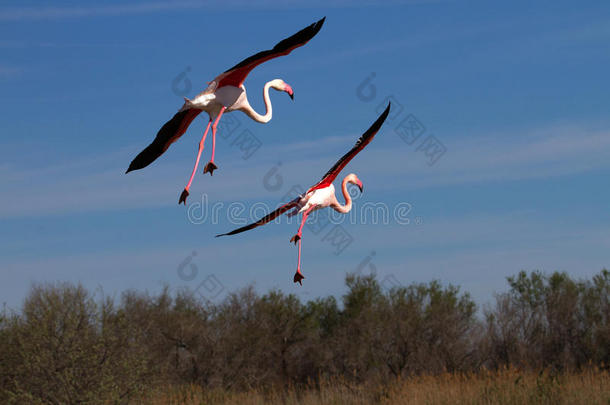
left=216, top=103, right=391, bottom=284
left=126, top=17, right=325, bottom=205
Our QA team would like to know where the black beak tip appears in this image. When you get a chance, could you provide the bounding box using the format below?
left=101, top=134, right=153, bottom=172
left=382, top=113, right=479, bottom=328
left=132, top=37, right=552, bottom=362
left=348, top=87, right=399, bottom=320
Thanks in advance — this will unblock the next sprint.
left=289, top=93, right=294, bottom=100
left=359, top=185, right=363, bottom=193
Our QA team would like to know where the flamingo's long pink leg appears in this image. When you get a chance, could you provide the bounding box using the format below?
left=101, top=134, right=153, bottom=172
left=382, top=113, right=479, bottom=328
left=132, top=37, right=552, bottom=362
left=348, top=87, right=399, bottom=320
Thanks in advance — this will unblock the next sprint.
left=203, top=106, right=227, bottom=176
left=294, top=238, right=304, bottom=285
left=290, top=206, right=315, bottom=285
left=291, top=206, right=315, bottom=244
left=179, top=119, right=212, bottom=205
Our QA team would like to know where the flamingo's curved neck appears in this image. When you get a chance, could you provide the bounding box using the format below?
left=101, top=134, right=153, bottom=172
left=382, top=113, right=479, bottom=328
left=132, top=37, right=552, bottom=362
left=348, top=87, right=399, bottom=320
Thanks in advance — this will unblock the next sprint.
left=332, top=177, right=353, bottom=214
left=241, top=81, right=274, bottom=123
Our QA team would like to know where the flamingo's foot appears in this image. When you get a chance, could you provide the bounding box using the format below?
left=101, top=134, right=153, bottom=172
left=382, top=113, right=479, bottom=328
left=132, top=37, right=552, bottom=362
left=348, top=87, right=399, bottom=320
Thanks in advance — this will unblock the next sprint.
left=293, top=270, right=305, bottom=285
left=179, top=189, right=189, bottom=205
left=290, top=234, right=301, bottom=245
left=203, top=161, right=218, bottom=176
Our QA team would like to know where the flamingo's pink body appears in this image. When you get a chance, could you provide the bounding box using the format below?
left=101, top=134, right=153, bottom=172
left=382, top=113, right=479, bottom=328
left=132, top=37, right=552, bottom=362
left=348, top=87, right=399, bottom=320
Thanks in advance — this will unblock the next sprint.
left=126, top=18, right=325, bottom=204
left=217, top=103, right=391, bottom=284
left=286, top=174, right=362, bottom=283
left=177, top=79, right=293, bottom=204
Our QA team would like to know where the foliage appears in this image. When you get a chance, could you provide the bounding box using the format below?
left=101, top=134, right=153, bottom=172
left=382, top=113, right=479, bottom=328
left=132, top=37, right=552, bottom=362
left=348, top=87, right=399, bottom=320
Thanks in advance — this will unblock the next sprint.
left=0, top=270, right=608, bottom=403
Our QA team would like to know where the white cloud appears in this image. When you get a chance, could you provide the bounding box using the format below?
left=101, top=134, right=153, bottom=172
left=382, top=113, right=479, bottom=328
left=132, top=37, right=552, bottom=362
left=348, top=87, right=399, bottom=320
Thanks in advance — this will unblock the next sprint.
left=1, top=121, right=609, bottom=219
left=0, top=135, right=351, bottom=218
left=0, top=0, right=438, bottom=22
left=3, top=208, right=607, bottom=309
left=0, top=2, right=207, bottom=21
left=356, top=123, right=610, bottom=190
left=0, top=65, right=22, bottom=78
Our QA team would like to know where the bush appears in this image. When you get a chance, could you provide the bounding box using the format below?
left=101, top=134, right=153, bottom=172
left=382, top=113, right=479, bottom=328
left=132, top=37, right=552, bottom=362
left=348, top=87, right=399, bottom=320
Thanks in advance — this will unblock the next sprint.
left=0, top=270, right=608, bottom=403
left=0, top=283, right=150, bottom=404
left=483, top=269, right=610, bottom=370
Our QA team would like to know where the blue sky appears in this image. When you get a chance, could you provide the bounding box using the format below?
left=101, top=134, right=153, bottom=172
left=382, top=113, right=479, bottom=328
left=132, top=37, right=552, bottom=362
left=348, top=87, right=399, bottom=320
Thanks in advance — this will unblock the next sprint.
left=1, top=0, right=609, bottom=309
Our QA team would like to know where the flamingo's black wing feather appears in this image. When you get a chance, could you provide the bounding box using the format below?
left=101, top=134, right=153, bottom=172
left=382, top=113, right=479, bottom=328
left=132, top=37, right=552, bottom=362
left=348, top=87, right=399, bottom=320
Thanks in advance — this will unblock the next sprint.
left=216, top=198, right=300, bottom=237
left=215, top=17, right=325, bottom=88
left=307, top=102, right=391, bottom=192
left=126, top=108, right=201, bottom=173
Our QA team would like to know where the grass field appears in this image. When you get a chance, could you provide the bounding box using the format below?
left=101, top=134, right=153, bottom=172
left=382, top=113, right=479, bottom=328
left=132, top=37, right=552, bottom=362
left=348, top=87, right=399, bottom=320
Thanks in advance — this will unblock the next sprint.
left=140, top=368, right=610, bottom=405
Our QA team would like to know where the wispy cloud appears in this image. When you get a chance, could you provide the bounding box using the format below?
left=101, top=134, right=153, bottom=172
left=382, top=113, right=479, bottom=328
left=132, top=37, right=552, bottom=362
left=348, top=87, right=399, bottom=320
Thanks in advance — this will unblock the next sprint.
left=0, top=136, right=351, bottom=218
left=337, top=212, right=610, bottom=304
left=0, top=0, right=438, bottom=22
left=0, top=2, right=207, bottom=21
left=0, top=231, right=310, bottom=309
left=0, top=65, right=22, bottom=78
left=0, top=39, right=155, bottom=49
left=250, top=122, right=610, bottom=195
left=1, top=121, right=609, bottom=219
left=3, top=207, right=607, bottom=309
left=358, top=123, right=610, bottom=191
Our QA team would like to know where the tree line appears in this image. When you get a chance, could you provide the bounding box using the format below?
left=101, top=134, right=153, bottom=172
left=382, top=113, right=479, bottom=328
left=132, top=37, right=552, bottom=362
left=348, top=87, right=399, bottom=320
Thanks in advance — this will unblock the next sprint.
left=0, top=269, right=608, bottom=404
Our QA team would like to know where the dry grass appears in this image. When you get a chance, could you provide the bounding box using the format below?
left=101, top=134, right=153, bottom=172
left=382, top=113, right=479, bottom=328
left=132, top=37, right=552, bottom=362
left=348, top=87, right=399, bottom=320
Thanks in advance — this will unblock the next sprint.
left=138, top=368, right=610, bottom=405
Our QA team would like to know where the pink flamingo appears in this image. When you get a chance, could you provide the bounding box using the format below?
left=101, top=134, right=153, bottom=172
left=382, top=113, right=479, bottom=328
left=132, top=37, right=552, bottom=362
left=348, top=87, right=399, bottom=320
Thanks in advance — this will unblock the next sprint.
left=216, top=103, right=391, bottom=284
left=126, top=17, right=325, bottom=204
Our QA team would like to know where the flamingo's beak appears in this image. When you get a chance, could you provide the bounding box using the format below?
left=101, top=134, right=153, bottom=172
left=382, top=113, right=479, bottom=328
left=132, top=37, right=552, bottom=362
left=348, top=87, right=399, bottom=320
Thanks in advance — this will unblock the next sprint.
left=357, top=179, right=363, bottom=193
left=284, top=84, right=294, bottom=100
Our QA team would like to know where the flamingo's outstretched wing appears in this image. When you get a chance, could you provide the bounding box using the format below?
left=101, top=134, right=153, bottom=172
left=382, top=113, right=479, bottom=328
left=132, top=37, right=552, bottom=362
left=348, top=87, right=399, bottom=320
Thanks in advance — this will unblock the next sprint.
left=126, top=108, right=201, bottom=173
left=216, top=198, right=300, bottom=237
left=214, top=17, right=325, bottom=89
left=307, top=102, right=391, bottom=193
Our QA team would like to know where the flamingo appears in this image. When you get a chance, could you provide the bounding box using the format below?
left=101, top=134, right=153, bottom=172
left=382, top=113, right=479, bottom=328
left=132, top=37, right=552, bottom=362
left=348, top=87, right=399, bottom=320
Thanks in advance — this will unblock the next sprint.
left=126, top=17, right=325, bottom=205
left=216, top=103, right=391, bottom=285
